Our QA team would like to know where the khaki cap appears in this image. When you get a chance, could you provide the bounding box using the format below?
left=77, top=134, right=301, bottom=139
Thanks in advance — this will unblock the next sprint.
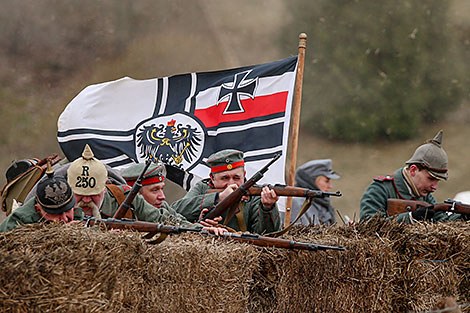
left=67, top=144, right=108, bottom=195
left=405, top=130, right=448, bottom=180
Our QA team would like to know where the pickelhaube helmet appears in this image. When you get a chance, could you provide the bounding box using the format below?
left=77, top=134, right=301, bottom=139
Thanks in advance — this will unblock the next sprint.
left=36, top=162, right=75, bottom=214
left=67, top=144, right=108, bottom=195
left=405, top=130, right=448, bottom=180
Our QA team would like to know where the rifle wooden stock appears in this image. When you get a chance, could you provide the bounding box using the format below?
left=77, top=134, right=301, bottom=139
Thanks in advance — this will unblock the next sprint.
left=37, top=153, right=62, bottom=168
left=86, top=217, right=199, bottom=234
left=201, top=154, right=281, bottom=222
left=85, top=217, right=345, bottom=251
left=112, top=159, right=152, bottom=219
left=202, top=187, right=244, bottom=221
left=386, top=199, right=470, bottom=216
left=207, top=185, right=342, bottom=198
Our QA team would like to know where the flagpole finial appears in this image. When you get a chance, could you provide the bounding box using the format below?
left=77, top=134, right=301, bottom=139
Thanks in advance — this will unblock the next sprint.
left=299, top=33, right=307, bottom=49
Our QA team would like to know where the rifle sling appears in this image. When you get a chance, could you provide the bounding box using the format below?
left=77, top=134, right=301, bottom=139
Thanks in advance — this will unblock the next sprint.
left=235, top=202, right=247, bottom=232
left=223, top=201, right=238, bottom=226
left=222, top=201, right=247, bottom=232
left=106, top=184, right=135, bottom=220
left=143, top=231, right=158, bottom=239
left=146, top=233, right=169, bottom=244
left=266, top=198, right=313, bottom=237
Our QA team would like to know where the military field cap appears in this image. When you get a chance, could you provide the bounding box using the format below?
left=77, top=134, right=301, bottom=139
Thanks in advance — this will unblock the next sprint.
left=36, top=170, right=75, bottom=214
left=121, top=162, right=166, bottom=186
left=295, top=159, right=340, bottom=189
left=67, top=144, right=108, bottom=195
left=405, top=130, right=448, bottom=180
left=207, top=149, right=245, bottom=173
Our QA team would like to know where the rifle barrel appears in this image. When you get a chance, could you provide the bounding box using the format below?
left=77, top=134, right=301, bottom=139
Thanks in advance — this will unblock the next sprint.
left=84, top=217, right=345, bottom=251
left=113, top=158, right=153, bottom=219
left=207, top=185, right=342, bottom=198
left=386, top=198, right=470, bottom=216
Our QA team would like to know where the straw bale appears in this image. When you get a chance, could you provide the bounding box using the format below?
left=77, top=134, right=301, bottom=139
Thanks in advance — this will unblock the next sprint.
left=0, top=223, right=261, bottom=313
left=0, top=218, right=469, bottom=313
left=142, top=233, right=262, bottom=313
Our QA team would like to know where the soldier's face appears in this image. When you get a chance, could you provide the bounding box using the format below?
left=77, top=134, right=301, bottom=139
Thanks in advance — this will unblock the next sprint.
left=36, top=204, right=75, bottom=223
left=409, top=165, right=439, bottom=196
left=140, top=182, right=166, bottom=208
left=315, top=175, right=332, bottom=192
left=211, top=167, right=245, bottom=189
left=74, top=190, right=106, bottom=216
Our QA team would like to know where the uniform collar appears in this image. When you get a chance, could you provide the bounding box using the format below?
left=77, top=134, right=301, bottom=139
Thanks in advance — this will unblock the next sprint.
left=401, top=168, right=421, bottom=198
left=392, top=168, right=419, bottom=200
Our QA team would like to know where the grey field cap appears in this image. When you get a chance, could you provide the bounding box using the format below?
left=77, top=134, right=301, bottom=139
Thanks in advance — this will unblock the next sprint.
left=295, top=159, right=340, bottom=188
left=405, top=130, right=448, bottom=180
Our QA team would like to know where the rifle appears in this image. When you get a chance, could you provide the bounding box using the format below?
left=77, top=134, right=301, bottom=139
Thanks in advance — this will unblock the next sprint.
left=112, top=159, right=152, bottom=219
left=200, top=154, right=281, bottom=223
left=5, top=153, right=62, bottom=184
left=386, top=198, right=470, bottom=216
left=84, top=217, right=346, bottom=251
left=207, top=184, right=342, bottom=199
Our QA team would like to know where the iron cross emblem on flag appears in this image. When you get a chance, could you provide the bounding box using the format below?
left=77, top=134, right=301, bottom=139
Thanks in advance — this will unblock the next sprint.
left=217, top=70, right=258, bottom=114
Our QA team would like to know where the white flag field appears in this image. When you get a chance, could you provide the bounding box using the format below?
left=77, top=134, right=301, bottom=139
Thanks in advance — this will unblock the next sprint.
left=57, top=56, right=298, bottom=193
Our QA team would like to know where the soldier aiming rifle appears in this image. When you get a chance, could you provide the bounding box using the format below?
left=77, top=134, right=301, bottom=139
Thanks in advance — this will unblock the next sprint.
left=172, top=149, right=282, bottom=234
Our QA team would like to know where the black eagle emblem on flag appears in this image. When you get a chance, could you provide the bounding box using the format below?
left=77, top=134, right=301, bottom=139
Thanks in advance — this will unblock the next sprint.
left=136, top=119, right=202, bottom=166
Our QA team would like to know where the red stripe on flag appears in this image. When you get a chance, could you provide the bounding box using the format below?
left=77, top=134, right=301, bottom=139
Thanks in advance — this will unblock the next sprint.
left=194, top=92, right=288, bottom=128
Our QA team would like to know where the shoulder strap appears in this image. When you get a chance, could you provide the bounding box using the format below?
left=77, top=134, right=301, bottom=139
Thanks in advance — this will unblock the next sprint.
left=106, top=184, right=134, bottom=219
left=235, top=202, right=247, bottom=232
left=266, top=198, right=313, bottom=237
left=373, top=175, right=394, bottom=182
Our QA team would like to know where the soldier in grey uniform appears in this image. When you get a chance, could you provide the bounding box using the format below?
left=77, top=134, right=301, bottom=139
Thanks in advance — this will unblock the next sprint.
left=67, top=144, right=226, bottom=235
left=360, top=130, right=464, bottom=223
left=0, top=169, right=81, bottom=232
left=172, top=149, right=281, bottom=234
left=287, top=159, right=340, bottom=226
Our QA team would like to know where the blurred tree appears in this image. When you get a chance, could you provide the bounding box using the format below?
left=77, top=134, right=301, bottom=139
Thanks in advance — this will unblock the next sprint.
left=281, top=0, right=465, bottom=141
left=0, top=0, right=187, bottom=161
left=0, top=0, right=143, bottom=87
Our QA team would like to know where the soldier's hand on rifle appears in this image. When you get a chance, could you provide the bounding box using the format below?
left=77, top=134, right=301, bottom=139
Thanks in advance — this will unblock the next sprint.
left=199, top=221, right=228, bottom=236
left=218, top=184, right=248, bottom=203
left=199, top=208, right=217, bottom=222
left=411, top=206, right=435, bottom=221
left=261, top=186, right=279, bottom=210
left=67, top=220, right=82, bottom=226
left=198, top=208, right=223, bottom=226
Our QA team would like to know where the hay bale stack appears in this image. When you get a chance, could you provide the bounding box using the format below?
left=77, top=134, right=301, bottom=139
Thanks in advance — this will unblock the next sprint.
left=0, top=219, right=469, bottom=313
left=0, top=224, right=261, bottom=313
left=261, top=220, right=469, bottom=313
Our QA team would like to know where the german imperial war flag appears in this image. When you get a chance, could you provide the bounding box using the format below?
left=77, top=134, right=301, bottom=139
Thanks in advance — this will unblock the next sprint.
left=57, top=56, right=298, bottom=189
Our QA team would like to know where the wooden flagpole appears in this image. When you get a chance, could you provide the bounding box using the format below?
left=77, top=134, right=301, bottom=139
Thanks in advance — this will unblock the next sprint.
left=283, top=33, right=307, bottom=228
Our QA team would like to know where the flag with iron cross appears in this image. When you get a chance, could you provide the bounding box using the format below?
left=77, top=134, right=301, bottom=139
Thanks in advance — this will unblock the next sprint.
left=57, top=56, right=298, bottom=190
